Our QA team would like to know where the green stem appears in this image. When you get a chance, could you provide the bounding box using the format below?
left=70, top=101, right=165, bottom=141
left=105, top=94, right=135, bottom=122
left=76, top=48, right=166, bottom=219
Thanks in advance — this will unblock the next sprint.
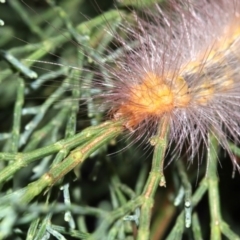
left=137, top=118, right=169, bottom=240
left=192, top=213, right=203, bottom=240
left=90, top=196, right=145, bottom=240
left=176, top=160, right=192, bottom=228
left=207, top=134, right=221, bottom=240
left=19, top=123, right=123, bottom=203
left=10, top=77, right=25, bottom=153
left=0, top=121, right=120, bottom=184
left=166, top=180, right=208, bottom=240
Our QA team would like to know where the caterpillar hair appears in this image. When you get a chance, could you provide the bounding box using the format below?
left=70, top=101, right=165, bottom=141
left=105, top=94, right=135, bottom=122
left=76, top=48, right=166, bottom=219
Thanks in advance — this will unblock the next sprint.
left=93, top=0, right=240, bottom=169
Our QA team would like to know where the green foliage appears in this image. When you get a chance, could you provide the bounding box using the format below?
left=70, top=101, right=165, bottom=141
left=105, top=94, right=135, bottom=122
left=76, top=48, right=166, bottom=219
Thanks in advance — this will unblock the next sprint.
left=0, top=0, right=240, bottom=239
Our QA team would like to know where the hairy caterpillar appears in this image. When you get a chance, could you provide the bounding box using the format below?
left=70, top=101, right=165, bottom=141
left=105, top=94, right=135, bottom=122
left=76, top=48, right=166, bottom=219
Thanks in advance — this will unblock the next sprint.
left=79, top=0, right=240, bottom=171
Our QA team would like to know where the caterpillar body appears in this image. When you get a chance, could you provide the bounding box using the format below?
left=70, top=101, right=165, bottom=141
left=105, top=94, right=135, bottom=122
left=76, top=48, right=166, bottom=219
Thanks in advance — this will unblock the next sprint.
left=98, top=0, right=240, bottom=167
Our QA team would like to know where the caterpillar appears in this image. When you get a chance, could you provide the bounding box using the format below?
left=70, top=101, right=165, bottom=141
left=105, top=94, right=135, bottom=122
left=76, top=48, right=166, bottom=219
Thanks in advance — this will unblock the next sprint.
left=99, top=0, right=240, bottom=167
